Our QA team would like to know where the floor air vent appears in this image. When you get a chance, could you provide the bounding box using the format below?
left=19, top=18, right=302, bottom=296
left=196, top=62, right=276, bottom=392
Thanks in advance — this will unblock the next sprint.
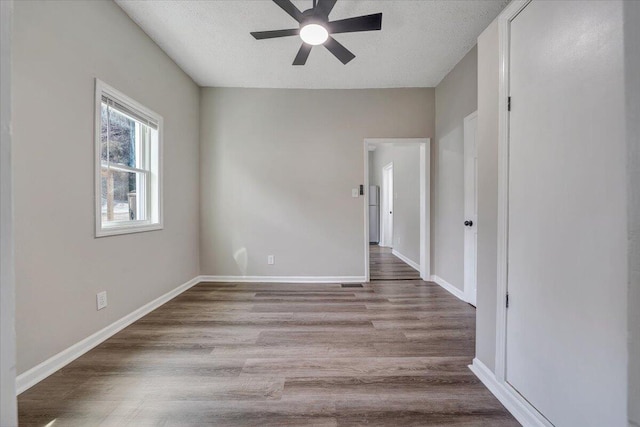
left=341, top=284, right=364, bottom=288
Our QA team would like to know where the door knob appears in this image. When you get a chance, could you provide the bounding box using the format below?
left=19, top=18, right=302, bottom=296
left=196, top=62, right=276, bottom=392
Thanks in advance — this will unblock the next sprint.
left=464, top=220, right=473, bottom=227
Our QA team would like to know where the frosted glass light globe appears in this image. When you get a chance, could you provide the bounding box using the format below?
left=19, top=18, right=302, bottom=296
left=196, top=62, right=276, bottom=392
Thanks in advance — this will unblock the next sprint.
left=300, top=24, right=329, bottom=45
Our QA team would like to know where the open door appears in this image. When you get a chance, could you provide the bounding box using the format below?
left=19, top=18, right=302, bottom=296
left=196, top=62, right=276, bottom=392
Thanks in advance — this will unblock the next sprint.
left=381, top=163, right=393, bottom=247
left=463, top=111, right=478, bottom=306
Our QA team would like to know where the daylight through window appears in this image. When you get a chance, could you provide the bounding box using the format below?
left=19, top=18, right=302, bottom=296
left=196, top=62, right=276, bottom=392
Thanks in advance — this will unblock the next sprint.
left=95, top=80, right=162, bottom=236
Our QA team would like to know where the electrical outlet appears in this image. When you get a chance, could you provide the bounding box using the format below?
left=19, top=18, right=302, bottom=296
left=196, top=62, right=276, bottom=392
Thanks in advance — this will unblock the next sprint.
left=267, top=255, right=275, bottom=265
left=96, top=291, right=108, bottom=310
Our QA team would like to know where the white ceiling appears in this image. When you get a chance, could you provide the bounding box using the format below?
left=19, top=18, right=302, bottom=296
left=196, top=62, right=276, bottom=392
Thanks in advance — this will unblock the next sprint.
left=115, top=0, right=508, bottom=89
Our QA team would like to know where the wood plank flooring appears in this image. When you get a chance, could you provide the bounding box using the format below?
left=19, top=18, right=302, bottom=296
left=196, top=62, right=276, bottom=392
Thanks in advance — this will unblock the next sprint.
left=18, top=279, right=518, bottom=426
left=370, top=245, right=421, bottom=281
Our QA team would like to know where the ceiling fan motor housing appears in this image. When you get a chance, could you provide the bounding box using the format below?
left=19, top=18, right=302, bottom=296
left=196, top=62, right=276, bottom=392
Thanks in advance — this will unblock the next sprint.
left=301, top=8, right=329, bottom=27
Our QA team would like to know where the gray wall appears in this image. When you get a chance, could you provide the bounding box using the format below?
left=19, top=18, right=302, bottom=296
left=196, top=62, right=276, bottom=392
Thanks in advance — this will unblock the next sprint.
left=368, top=151, right=375, bottom=187
left=13, top=0, right=200, bottom=374
left=432, top=47, right=478, bottom=289
left=475, top=20, right=499, bottom=372
left=200, top=88, right=435, bottom=277
left=626, top=1, right=640, bottom=425
left=0, top=0, right=17, bottom=424
left=371, top=144, right=393, bottom=194
left=371, top=144, right=421, bottom=264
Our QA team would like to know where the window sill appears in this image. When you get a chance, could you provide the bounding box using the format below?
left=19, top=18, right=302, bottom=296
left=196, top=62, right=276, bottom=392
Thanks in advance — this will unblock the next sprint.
left=96, top=222, right=163, bottom=238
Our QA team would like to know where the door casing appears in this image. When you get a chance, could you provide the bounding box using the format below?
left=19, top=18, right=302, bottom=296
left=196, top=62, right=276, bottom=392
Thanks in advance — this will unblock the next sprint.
left=362, top=139, right=430, bottom=282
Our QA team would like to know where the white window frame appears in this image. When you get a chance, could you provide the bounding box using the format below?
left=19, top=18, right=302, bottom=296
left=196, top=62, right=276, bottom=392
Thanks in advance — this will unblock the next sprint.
left=94, top=79, right=163, bottom=237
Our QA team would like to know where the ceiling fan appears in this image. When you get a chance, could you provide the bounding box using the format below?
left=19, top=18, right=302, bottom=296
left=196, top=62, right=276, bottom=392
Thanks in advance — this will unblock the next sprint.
left=250, top=0, right=383, bottom=65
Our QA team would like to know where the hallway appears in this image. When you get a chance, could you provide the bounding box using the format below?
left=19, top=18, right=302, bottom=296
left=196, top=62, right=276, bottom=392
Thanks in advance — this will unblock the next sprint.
left=369, top=245, right=421, bottom=281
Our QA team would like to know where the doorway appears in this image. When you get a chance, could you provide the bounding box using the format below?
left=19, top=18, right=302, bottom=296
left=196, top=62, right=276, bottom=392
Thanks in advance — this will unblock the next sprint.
left=363, top=139, right=430, bottom=282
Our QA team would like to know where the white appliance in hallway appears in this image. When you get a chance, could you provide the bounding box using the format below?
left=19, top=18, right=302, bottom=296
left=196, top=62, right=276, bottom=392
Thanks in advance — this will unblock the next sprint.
left=368, top=185, right=380, bottom=244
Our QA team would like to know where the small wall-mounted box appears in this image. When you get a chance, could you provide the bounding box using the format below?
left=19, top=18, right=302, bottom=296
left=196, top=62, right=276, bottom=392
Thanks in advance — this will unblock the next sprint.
left=96, top=291, right=108, bottom=310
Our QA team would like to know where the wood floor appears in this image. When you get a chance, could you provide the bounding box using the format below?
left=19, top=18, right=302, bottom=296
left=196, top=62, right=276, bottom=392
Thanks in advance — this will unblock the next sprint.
left=18, top=274, right=518, bottom=426
left=370, top=245, right=421, bottom=281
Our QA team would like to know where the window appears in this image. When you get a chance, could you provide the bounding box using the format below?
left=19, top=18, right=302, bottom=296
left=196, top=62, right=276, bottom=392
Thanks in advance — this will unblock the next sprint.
left=95, top=79, right=162, bottom=237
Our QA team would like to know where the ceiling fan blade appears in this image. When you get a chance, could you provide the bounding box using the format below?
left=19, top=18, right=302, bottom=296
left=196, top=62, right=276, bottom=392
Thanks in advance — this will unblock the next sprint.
left=273, top=0, right=304, bottom=22
left=293, top=43, right=313, bottom=65
left=251, top=28, right=300, bottom=40
left=323, top=36, right=355, bottom=64
left=315, top=0, right=337, bottom=17
left=327, top=13, right=382, bottom=34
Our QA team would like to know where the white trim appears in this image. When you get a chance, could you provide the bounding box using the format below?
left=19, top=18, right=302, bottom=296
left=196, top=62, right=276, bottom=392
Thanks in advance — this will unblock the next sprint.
left=469, top=359, right=553, bottom=427
left=496, top=0, right=531, bottom=383
left=199, top=275, right=366, bottom=284
left=94, top=78, right=164, bottom=238
left=364, top=138, right=429, bottom=146
left=429, top=275, right=466, bottom=302
left=15, top=273, right=367, bottom=394
left=96, top=221, right=163, bottom=237
left=363, top=138, right=431, bottom=281
left=464, top=111, right=478, bottom=122
left=363, top=142, right=370, bottom=282
left=16, top=275, right=201, bottom=394
left=391, top=249, right=419, bottom=272
left=97, top=221, right=163, bottom=238
left=101, top=161, right=149, bottom=175
left=419, top=143, right=430, bottom=280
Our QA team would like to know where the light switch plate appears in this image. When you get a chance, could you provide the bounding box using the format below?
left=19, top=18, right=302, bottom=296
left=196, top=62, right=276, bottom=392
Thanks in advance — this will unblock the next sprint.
left=352, top=188, right=359, bottom=198
left=267, top=255, right=275, bottom=265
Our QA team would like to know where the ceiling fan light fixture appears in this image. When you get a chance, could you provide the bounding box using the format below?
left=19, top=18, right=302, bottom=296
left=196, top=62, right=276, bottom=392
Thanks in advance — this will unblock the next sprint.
left=250, top=0, right=382, bottom=65
left=299, top=23, right=329, bottom=45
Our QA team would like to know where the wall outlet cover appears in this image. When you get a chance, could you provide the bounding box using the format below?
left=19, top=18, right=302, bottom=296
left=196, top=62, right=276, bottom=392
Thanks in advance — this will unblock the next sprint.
left=96, top=291, right=107, bottom=310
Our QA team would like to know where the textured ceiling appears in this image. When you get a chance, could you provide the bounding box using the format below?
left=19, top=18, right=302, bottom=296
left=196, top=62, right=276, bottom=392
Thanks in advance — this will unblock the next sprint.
left=115, top=0, right=508, bottom=88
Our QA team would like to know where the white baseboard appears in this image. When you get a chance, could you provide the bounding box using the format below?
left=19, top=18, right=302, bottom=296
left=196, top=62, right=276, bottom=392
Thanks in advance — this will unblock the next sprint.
left=199, top=275, right=366, bottom=284
left=429, top=274, right=466, bottom=302
left=16, top=270, right=494, bottom=397
left=16, top=275, right=202, bottom=394
left=16, top=273, right=368, bottom=393
left=391, top=249, right=420, bottom=272
left=469, top=358, right=552, bottom=427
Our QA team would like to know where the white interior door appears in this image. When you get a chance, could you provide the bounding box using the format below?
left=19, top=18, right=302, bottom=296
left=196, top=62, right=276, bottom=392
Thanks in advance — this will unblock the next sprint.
left=505, top=2, right=627, bottom=426
left=381, top=163, right=393, bottom=247
left=463, top=111, right=478, bottom=306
